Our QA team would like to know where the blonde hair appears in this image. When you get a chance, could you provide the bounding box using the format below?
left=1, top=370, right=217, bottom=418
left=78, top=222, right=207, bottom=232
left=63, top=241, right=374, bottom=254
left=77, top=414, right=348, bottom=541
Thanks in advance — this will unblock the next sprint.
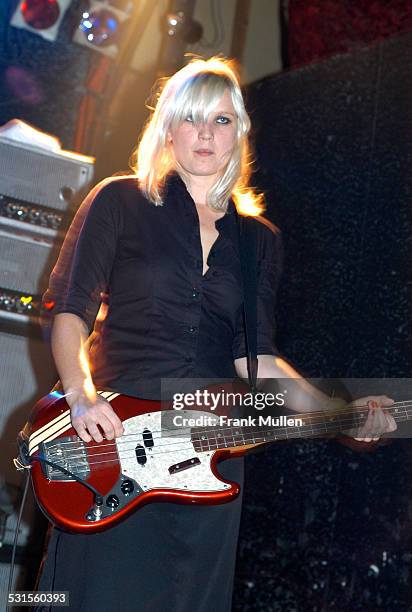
left=130, top=56, right=264, bottom=215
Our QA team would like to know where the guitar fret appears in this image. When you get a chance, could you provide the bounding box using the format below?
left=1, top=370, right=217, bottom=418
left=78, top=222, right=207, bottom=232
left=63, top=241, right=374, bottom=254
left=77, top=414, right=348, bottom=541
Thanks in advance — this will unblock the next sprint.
left=190, top=400, right=412, bottom=453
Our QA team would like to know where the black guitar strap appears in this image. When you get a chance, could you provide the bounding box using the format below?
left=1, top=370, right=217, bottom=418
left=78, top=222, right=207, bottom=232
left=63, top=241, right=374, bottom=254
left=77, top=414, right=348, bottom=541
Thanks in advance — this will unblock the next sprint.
left=235, top=212, right=258, bottom=395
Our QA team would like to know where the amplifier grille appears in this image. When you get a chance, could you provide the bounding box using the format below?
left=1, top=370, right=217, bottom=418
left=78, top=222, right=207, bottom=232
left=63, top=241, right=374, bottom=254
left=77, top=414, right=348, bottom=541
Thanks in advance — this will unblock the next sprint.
left=0, top=229, right=59, bottom=295
left=0, top=140, right=93, bottom=210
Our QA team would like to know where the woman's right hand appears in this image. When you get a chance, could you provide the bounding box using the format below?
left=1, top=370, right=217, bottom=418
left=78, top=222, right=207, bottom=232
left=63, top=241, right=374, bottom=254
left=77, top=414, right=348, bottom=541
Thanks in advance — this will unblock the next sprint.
left=67, top=390, right=125, bottom=443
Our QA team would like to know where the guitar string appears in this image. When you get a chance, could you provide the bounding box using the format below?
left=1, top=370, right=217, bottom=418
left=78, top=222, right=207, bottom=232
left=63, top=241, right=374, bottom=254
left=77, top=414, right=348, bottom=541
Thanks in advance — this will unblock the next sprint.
left=43, top=410, right=383, bottom=453
left=42, top=418, right=409, bottom=474
left=48, top=399, right=410, bottom=447
left=44, top=400, right=409, bottom=451
left=44, top=409, right=405, bottom=456
left=41, top=413, right=409, bottom=473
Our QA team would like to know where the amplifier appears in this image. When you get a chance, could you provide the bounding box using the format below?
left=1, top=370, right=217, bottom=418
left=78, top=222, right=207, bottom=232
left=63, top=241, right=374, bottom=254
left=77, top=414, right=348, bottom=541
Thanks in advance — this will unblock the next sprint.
left=0, top=119, right=94, bottom=213
left=0, top=329, right=57, bottom=550
left=0, top=120, right=95, bottom=322
left=0, top=224, right=59, bottom=323
left=0, top=121, right=94, bottom=553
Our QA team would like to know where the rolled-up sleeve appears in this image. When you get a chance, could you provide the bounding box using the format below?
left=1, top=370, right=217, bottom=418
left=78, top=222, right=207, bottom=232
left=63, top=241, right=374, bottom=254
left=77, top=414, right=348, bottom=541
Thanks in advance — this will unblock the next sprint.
left=42, top=179, right=122, bottom=331
left=232, top=219, right=283, bottom=359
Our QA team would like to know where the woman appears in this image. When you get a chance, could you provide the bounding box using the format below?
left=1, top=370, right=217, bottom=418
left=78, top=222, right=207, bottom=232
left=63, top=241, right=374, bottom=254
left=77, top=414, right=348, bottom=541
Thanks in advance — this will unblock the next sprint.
left=34, top=56, right=395, bottom=611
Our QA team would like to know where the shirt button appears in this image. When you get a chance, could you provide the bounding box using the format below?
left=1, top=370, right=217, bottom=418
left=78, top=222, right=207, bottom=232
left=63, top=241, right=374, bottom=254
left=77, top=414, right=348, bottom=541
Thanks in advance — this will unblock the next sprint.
left=191, top=289, right=199, bottom=299
left=187, top=326, right=197, bottom=333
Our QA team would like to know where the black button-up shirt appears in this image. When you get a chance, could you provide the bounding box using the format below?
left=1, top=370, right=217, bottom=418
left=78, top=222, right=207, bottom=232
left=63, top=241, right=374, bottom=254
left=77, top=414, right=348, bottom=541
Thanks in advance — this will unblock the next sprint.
left=43, top=172, right=282, bottom=399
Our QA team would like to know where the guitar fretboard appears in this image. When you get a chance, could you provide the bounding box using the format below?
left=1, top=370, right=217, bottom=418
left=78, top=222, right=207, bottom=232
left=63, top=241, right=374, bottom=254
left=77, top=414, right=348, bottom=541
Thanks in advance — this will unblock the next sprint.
left=191, top=401, right=411, bottom=452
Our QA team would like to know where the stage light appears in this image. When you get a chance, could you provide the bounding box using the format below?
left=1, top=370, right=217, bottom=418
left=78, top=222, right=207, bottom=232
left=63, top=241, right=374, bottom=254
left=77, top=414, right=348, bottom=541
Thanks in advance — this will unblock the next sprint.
left=22, top=0, right=60, bottom=29
left=166, top=12, right=183, bottom=37
left=73, top=1, right=133, bottom=57
left=79, top=8, right=120, bottom=47
left=165, top=11, right=203, bottom=44
left=10, top=0, right=72, bottom=42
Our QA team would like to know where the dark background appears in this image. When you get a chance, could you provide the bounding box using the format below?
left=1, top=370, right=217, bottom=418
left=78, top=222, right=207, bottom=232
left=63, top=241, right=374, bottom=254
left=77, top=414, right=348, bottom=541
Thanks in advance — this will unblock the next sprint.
left=1, top=1, right=412, bottom=610
left=233, top=30, right=412, bottom=612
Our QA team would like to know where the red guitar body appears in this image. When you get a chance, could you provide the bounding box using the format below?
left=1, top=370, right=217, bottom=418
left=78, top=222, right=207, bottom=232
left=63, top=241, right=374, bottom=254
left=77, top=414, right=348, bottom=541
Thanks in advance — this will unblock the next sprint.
left=18, top=391, right=243, bottom=534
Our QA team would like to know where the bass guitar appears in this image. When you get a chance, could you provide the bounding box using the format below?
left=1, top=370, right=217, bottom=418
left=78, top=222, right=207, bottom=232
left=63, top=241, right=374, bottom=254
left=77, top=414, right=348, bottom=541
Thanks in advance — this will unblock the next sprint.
left=16, top=390, right=406, bottom=533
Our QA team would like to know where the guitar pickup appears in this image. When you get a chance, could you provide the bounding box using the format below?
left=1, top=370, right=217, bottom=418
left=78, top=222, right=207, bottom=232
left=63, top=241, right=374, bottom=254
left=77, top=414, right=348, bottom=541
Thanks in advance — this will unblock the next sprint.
left=168, top=457, right=201, bottom=474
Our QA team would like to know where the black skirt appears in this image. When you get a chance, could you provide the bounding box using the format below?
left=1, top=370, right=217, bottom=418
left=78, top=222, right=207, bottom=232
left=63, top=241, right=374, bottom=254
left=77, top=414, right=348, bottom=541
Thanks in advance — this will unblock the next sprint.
left=33, top=456, right=244, bottom=612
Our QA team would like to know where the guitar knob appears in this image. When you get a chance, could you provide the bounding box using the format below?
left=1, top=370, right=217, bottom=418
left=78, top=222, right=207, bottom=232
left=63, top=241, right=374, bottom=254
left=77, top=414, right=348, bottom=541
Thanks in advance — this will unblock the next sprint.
left=121, top=480, right=134, bottom=495
left=106, top=495, right=120, bottom=508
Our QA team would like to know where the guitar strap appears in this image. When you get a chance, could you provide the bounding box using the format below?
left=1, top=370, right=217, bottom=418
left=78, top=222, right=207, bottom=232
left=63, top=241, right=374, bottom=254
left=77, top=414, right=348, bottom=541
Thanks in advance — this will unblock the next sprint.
left=235, top=211, right=258, bottom=395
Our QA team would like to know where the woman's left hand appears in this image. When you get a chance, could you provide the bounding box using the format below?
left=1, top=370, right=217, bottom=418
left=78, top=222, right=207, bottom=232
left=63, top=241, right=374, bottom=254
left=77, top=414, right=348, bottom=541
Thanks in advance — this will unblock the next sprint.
left=344, top=395, right=397, bottom=441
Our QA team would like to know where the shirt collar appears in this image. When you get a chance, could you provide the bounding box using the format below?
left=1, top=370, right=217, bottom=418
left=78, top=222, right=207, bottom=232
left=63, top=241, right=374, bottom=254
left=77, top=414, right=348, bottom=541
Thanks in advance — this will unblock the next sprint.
left=164, top=171, right=188, bottom=197
left=226, top=199, right=236, bottom=214
left=165, top=171, right=236, bottom=218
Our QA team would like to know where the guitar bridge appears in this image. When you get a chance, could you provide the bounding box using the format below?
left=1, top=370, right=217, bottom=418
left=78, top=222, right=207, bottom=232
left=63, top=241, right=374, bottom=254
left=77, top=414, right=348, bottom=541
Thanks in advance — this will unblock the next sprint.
left=39, top=436, right=90, bottom=481
left=168, top=457, right=201, bottom=475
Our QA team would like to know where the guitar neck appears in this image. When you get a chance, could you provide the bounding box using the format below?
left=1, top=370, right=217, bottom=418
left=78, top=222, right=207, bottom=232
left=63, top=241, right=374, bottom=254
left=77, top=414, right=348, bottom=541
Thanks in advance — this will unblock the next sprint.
left=191, top=401, right=411, bottom=452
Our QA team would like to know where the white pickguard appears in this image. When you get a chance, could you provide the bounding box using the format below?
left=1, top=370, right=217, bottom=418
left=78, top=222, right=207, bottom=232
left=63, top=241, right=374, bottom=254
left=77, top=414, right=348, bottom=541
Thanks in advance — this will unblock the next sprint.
left=117, top=411, right=230, bottom=493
